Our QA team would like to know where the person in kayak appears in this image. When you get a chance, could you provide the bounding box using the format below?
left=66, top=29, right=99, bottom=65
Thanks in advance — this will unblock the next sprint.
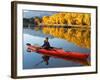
left=41, top=37, right=62, bottom=50
left=41, top=37, right=51, bottom=49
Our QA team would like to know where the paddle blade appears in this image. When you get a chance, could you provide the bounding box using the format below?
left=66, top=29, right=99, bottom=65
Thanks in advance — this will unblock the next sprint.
left=27, top=49, right=31, bottom=52
left=26, top=43, right=31, bottom=46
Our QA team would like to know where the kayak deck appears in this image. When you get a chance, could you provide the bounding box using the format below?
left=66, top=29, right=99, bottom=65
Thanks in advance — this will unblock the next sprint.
left=27, top=44, right=89, bottom=60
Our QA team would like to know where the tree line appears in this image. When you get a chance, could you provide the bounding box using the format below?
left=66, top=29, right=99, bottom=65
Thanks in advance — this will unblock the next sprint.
left=23, top=12, right=91, bottom=28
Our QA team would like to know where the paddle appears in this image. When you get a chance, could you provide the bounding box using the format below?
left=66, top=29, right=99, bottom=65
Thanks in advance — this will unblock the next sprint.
left=34, top=60, right=44, bottom=67
left=26, top=43, right=63, bottom=54
left=26, top=43, right=40, bottom=46
left=26, top=43, right=31, bottom=46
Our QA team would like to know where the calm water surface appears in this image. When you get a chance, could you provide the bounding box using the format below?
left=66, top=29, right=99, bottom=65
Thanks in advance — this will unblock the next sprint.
left=23, top=28, right=90, bottom=69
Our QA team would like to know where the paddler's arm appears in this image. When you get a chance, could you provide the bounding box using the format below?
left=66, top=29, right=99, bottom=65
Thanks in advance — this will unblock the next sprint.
left=41, top=42, right=47, bottom=48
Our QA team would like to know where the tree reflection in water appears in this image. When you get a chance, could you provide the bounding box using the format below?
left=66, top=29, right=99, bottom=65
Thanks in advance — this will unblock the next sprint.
left=42, top=27, right=90, bottom=49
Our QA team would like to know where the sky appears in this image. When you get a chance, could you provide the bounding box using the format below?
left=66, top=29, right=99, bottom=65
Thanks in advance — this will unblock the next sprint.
left=23, top=10, right=58, bottom=18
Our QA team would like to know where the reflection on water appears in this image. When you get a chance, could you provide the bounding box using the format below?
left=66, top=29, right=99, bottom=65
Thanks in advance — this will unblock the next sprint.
left=42, top=27, right=90, bottom=49
left=23, top=29, right=90, bottom=69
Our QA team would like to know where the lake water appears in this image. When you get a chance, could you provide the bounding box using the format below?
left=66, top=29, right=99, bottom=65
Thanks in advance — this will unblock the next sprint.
left=23, top=28, right=90, bottom=69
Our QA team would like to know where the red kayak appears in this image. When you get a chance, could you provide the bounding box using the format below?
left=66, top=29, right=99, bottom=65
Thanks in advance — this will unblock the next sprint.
left=26, top=43, right=89, bottom=60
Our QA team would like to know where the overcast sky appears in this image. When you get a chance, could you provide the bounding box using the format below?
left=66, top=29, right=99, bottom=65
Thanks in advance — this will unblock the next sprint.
left=23, top=10, right=58, bottom=18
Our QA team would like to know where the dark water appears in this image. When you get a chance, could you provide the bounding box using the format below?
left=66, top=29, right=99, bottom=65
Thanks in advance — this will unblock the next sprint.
left=23, top=28, right=90, bottom=69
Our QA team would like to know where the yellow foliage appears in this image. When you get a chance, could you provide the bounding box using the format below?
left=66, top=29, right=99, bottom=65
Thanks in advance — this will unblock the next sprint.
left=42, top=12, right=91, bottom=27
left=42, top=27, right=90, bottom=49
left=41, top=12, right=91, bottom=48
